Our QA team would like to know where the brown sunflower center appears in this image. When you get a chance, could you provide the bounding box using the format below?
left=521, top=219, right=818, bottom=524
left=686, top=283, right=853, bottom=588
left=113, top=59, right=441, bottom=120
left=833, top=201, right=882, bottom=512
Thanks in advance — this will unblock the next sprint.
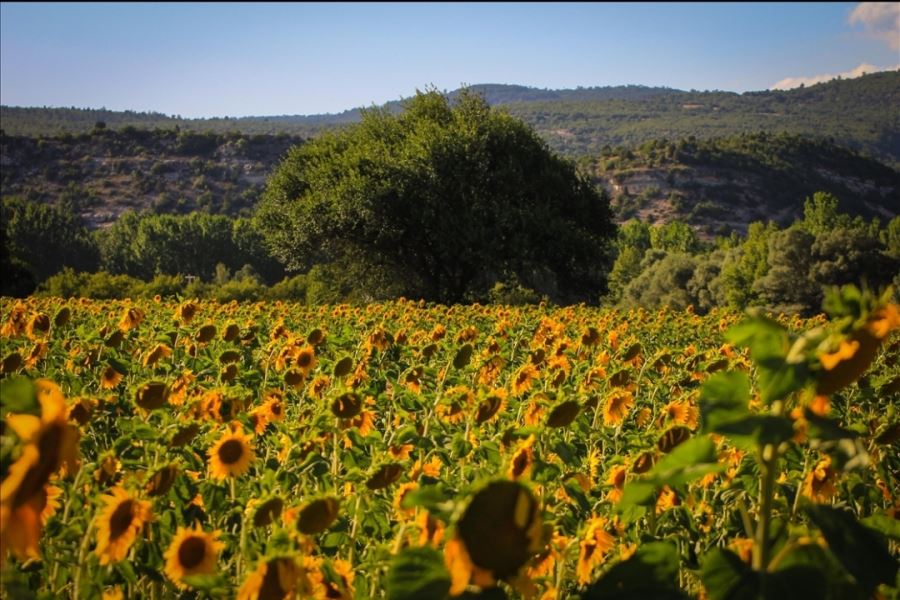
left=296, top=352, right=312, bottom=367
left=218, top=439, right=244, bottom=465
left=109, top=499, right=135, bottom=540
left=177, top=536, right=207, bottom=569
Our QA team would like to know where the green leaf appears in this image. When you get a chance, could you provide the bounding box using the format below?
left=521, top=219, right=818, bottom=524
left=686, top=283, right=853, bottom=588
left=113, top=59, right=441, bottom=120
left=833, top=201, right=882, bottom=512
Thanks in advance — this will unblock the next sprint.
left=583, top=541, right=688, bottom=600
left=726, top=315, right=809, bottom=403
left=618, top=437, right=723, bottom=512
left=181, top=574, right=229, bottom=594
left=0, top=376, right=38, bottom=416
left=806, top=504, right=898, bottom=594
left=700, top=548, right=757, bottom=600
left=860, top=514, right=900, bottom=540
left=714, top=415, right=795, bottom=446
left=400, top=484, right=454, bottom=521
left=803, top=410, right=858, bottom=441
left=386, top=547, right=451, bottom=600
left=700, top=372, right=750, bottom=432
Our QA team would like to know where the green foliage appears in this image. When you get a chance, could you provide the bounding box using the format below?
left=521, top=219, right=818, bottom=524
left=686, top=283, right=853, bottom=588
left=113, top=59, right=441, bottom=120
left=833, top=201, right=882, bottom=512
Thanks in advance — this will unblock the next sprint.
left=583, top=542, right=688, bottom=600
left=256, top=88, right=616, bottom=304
left=3, top=72, right=898, bottom=164
left=1, top=196, right=98, bottom=290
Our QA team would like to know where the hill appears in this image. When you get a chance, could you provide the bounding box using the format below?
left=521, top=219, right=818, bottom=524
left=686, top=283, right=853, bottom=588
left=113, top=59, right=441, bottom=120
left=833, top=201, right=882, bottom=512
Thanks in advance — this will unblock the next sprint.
left=0, top=128, right=301, bottom=226
left=588, top=133, right=900, bottom=236
left=2, top=71, right=898, bottom=164
left=2, top=127, right=896, bottom=233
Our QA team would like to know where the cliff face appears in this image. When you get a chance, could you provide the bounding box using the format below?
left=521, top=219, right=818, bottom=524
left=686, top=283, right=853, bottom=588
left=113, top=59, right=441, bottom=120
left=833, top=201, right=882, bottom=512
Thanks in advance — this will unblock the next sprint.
left=0, top=130, right=301, bottom=227
left=591, top=136, right=899, bottom=235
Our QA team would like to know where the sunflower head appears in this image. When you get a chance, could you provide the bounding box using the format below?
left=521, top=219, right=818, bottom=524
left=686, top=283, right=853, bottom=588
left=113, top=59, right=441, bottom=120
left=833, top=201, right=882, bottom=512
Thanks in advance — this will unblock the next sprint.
left=164, top=525, right=224, bottom=589
left=238, top=555, right=313, bottom=600
left=95, top=487, right=152, bottom=565
left=208, top=426, right=255, bottom=480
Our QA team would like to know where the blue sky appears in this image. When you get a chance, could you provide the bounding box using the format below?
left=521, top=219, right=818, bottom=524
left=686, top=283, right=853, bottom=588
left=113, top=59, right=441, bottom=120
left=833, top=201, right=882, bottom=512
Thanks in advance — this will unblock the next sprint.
left=1, top=2, right=898, bottom=118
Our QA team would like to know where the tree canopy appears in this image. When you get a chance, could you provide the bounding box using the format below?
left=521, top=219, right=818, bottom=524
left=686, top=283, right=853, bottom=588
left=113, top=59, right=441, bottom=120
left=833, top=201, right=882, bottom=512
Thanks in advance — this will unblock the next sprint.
left=254, top=88, right=617, bottom=304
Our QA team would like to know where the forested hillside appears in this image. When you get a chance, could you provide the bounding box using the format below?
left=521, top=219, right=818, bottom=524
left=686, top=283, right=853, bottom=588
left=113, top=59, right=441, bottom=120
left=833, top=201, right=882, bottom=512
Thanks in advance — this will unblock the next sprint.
left=3, top=71, right=898, bottom=164
left=0, top=128, right=301, bottom=225
left=2, top=128, right=895, bottom=232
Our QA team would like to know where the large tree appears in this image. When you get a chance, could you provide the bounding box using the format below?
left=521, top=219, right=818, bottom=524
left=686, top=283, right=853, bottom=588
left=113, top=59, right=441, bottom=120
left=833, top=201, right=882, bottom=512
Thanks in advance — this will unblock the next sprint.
left=254, top=89, right=616, bottom=304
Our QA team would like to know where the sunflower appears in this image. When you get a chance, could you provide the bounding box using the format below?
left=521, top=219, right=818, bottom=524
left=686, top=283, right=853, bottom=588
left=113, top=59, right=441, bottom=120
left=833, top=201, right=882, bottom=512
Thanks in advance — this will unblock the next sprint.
left=95, top=487, right=152, bottom=565
left=802, top=455, right=838, bottom=502
left=416, top=510, right=445, bottom=548
left=602, top=391, right=634, bottom=427
left=238, top=555, right=313, bottom=600
left=508, top=436, right=536, bottom=480
left=118, top=307, right=145, bottom=332
left=293, top=346, right=317, bottom=376
left=511, top=364, right=539, bottom=397
left=38, top=484, right=62, bottom=524
left=163, top=525, right=224, bottom=588
left=100, top=365, right=124, bottom=390
left=655, top=485, right=679, bottom=514
left=208, top=426, right=255, bottom=480
left=3, top=380, right=79, bottom=506
left=175, top=301, right=198, bottom=325
left=26, top=313, right=51, bottom=339
left=143, top=343, right=172, bottom=367
left=393, top=482, right=418, bottom=520
left=576, top=516, right=616, bottom=585
left=604, top=465, right=628, bottom=503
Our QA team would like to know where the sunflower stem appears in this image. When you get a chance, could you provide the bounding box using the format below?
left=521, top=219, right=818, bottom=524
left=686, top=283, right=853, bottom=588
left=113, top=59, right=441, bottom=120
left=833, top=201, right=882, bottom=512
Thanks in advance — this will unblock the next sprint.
left=347, top=495, right=363, bottom=564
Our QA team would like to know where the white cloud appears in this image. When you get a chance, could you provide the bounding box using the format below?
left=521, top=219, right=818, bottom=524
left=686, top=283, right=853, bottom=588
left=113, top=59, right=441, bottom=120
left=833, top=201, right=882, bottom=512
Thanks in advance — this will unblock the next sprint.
left=848, top=2, right=900, bottom=50
left=770, top=62, right=898, bottom=90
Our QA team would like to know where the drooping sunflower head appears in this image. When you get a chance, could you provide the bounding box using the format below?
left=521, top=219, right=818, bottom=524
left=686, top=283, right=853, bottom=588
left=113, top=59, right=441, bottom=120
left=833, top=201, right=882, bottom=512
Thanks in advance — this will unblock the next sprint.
left=602, top=390, right=634, bottom=427
left=95, top=487, right=152, bottom=565
left=208, top=426, right=255, bottom=480
left=164, top=525, right=224, bottom=589
left=238, top=555, right=313, bottom=600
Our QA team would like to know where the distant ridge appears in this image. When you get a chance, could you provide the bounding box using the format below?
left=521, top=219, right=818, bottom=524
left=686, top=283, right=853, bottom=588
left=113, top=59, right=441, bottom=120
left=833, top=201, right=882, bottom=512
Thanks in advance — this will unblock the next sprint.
left=3, top=71, right=897, bottom=164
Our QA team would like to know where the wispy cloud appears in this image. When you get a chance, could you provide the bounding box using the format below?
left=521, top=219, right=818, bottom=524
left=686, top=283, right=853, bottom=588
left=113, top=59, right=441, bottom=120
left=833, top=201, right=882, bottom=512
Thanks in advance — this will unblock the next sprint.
left=771, top=62, right=898, bottom=90
left=849, top=2, right=900, bottom=50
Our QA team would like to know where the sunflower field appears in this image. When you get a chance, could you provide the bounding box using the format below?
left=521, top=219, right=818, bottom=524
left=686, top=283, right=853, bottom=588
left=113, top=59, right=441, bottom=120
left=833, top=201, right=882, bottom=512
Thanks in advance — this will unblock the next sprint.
left=1, top=286, right=898, bottom=599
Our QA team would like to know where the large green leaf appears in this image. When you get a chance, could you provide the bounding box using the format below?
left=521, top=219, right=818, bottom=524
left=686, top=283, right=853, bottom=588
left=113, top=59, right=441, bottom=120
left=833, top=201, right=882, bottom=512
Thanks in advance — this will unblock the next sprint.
left=0, top=376, right=38, bottom=416
left=725, top=316, right=809, bottom=403
left=583, top=541, right=688, bottom=599
left=805, top=504, right=898, bottom=595
left=618, top=437, right=722, bottom=512
left=386, top=547, right=451, bottom=600
left=700, top=548, right=758, bottom=600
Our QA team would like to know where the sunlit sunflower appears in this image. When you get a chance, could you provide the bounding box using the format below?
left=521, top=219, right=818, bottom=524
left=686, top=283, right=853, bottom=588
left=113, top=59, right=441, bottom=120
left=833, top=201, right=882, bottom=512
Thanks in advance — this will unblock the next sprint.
left=655, top=486, right=679, bottom=515
left=393, top=482, right=418, bottom=520
left=3, top=380, right=79, bottom=523
left=294, top=346, right=317, bottom=376
left=143, top=343, right=172, bottom=367
left=576, top=516, right=615, bottom=585
left=208, top=426, right=255, bottom=480
left=95, top=487, right=152, bottom=565
left=605, top=465, right=628, bottom=503
left=511, top=364, right=539, bottom=397
left=118, top=307, right=145, bottom=332
left=175, top=301, right=198, bottom=325
left=238, top=555, right=313, bottom=600
left=163, top=525, right=224, bottom=588
left=508, top=436, right=536, bottom=480
left=100, top=365, right=124, bottom=390
left=416, top=510, right=445, bottom=548
left=38, top=484, right=62, bottom=525
left=602, top=391, right=634, bottom=427
left=802, top=455, right=838, bottom=502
